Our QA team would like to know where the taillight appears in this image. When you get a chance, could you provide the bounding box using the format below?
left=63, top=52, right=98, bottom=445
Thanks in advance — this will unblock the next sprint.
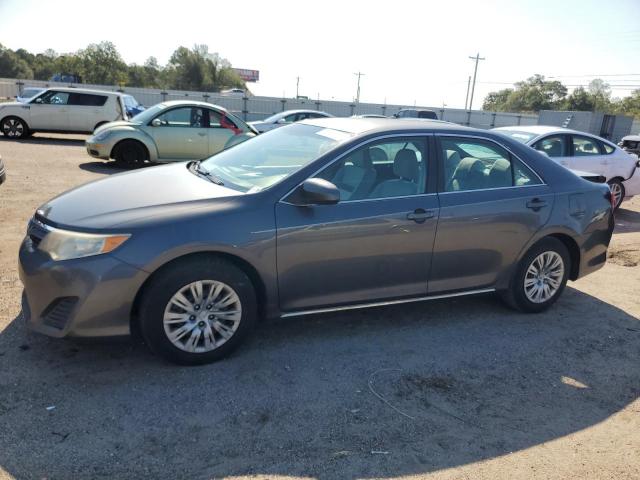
left=605, top=188, right=615, bottom=211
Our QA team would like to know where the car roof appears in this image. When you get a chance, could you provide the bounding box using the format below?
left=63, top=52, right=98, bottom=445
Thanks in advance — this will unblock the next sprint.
left=279, top=109, right=329, bottom=115
left=43, top=87, right=122, bottom=96
left=494, top=125, right=619, bottom=145
left=157, top=100, right=229, bottom=112
left=300, top=117, right=477, bottom=135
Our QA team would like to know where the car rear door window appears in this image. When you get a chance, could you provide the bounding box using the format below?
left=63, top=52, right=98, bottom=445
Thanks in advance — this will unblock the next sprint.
left=441, top=137, right=537, bottom=192
left=572, top=135, right=602, bottom=156
left=68, top=93, right=108, bottom=106
left=533, top=135, right=566, bottom=157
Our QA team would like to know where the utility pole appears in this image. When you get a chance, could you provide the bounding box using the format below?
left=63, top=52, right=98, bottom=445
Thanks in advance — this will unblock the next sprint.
left=468, top=53, right=485, bottom=110
left=354, top=72, right=365, bottom=103
left=464, top=75, right=471, bottom=110
left=296, top=76, right=300, bottom=99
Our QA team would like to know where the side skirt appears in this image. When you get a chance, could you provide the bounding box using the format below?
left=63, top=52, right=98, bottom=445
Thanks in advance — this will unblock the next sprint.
left=280, top=288, right=496, bottom=318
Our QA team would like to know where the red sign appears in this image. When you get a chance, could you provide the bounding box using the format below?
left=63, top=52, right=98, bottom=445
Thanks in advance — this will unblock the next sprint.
left=233, top=68, right=260, bottom=82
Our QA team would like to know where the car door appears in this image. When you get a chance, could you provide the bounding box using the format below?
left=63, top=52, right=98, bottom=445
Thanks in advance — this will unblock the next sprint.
left=568, top=134, right=609, bottom=179
left=532, top=134, right=571, bottom=168
left=150, top=106, right=209, bottom=160
left=28, top=90, right=70, bottom=130
left=429, top=135, right=553, bottom=294
left=275, top=135, right=439, bottom=312
left=206, top=109, right=237, bottom=154
left=67, top=93, right=108, bottom=132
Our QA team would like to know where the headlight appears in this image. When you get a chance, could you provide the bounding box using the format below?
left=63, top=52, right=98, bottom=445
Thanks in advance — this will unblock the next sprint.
left=92, top=130, right=111, bottom=142
left=38, top=229, right=130, bottom=261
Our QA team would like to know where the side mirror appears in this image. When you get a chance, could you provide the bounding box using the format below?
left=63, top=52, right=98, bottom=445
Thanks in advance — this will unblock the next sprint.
left=277, top=118, right=289, bottom=124
left=151, top=118, right=162, bottom=127
left=289, top=178, right=340, bottom=206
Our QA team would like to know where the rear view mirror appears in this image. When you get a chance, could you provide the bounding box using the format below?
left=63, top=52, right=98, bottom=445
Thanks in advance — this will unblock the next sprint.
left=151, top=118, right=162, bottom=127
left=289, top=178, right=340, bottom=206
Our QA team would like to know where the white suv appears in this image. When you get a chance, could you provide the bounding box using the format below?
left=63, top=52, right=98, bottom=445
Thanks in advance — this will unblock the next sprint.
left=0, top=87, right=128, bottom=138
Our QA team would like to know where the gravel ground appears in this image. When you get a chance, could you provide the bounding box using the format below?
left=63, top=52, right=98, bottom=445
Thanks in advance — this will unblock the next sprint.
left=0, top=134, right=638, bottom=480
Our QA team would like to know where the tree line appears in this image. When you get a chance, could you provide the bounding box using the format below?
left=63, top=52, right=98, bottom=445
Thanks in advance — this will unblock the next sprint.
left=483, top=74, right=640, bottom=118
left=0, top=41, right=245, bottom=92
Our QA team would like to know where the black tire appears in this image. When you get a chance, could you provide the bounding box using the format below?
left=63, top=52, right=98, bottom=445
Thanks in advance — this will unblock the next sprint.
left=501, top=237, right=570, bottom=313
left=138, top=256, right=257, bottom=365
left=112, top=140, right=148, bottom=167
left=1, top=116, right=29, bottom=139
left=607, top=179, right=625, bottom=211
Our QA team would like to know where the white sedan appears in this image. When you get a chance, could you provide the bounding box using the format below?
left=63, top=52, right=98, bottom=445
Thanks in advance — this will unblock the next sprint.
left=493, top=125, right=640, bottom=209
left=249, top=110, right=332, bottom=133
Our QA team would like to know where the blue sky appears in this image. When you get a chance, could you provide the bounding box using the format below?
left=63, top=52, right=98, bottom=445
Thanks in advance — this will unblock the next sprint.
left=1, top=0, right=638, bottom=107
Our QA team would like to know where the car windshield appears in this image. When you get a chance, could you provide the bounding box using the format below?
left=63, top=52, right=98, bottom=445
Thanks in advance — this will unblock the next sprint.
left=129, top=103, right=165, bottom=123
left=199, top=124, right=353, bottom=193
left=495, top=129, right=538, bottom=144
left=21, top=88, right=42, bottom=98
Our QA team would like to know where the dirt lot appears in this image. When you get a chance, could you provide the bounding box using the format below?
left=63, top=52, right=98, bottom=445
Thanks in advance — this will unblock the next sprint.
left=0, top=134, right=638, bottom=480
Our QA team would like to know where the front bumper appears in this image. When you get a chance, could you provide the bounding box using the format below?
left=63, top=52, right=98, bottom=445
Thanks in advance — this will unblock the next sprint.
left=19, top=235, right=149, bottom=338
left=85, top=140, right=111, bottom=160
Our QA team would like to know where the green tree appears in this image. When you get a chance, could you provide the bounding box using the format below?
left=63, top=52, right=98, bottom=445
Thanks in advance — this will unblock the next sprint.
left=562, top=86, right=595, bottom=111
left=482, top=75, right=567, bottom=112
left=587, top=79, right=612, bottom=112
left=0, top=43, right=33, bottom=78
left=617, top=89, right=640, bottom=118
left=77, top=41, right=128, bottom=85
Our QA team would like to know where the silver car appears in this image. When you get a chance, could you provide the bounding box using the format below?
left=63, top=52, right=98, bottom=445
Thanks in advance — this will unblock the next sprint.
left=86, top=100, right=257, bottom=166
left=249, top=109, right=333, bottom=133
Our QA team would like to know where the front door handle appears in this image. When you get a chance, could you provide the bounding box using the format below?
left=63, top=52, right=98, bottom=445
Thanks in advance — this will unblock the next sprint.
left=526, top=198, right=548, bottom=211
left=407, top=209, right=435, bottom=223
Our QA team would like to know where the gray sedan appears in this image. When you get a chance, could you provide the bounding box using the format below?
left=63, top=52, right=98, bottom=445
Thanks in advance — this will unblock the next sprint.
left=19, top=119, right=614, bottom=364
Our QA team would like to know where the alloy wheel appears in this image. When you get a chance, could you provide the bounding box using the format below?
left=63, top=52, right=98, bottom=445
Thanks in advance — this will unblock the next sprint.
left=523, top=251, right=564, bottom=303
left=2, top=119, right=24, bottom=138
left=610, top=182, right=623, bottom=209
left=163, top=280, right=242, bottom=353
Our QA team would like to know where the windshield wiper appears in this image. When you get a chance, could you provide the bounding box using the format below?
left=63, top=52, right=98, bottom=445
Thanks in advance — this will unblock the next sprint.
left=187, top=160, right=224, bottom=186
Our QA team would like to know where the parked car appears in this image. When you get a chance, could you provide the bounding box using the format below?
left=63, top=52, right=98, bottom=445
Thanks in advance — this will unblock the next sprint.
left=619, top=134, right=640, bottom=157
left=220, top=88, right=247, bottom=97
left=122, top=94, right=145, bottom=117
left=493, top=125, right=640, bottom=209
left=394, top=108, right=438, bottom=120
left=0, top=88, right=128, bottom=138
left=20, top=118, right=614, bottom=365
left=16, top=87, right=45, bottom=103
left=0, top=155, right=5, bottom=186
left=351, top=114, right=388, bottom=118
left=85, top=100, right=257, bottom=165
left=248, top=110, right=333, bottom=133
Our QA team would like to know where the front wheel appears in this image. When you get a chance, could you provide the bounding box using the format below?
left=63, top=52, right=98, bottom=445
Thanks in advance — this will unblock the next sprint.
left=139, top=257, right=257, bottom=365
left=501, top=237, right=570, bottom=313
left=607, top=179, right=625, bottom=210
left=1, top=116, right=29, bottom=139
left=112, top=140, right=148, bottom=167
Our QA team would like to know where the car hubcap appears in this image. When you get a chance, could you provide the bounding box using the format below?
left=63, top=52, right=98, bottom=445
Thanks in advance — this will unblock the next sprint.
left=2, top=119, right=23, bottom=138
left=163, top=280, right=242, bottom=353
left=524, top=251, right=564, bottom=303
left=610, top=183, right=622, bottom=207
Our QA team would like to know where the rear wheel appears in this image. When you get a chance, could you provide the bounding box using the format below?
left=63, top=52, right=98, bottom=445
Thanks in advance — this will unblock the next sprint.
left=501, top=237, right=570, bottom=313
left=139, top=257, right=257, bottom=365
left=112, top=140, right=148, bottom=167
left=607, top=179, right=625, bottom=210
left=1, top=116, right=29, bottom=139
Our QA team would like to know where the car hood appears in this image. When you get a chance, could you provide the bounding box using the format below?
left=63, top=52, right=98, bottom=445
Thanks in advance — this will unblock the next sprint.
left=0, top=101, right=23, bottom=109
left=37, top=163, right=243, bottom=230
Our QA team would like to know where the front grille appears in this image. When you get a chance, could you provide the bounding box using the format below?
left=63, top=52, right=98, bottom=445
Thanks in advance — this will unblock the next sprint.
left=27, top=218, right=49, bottom=248
left=42, top=297, right=78, bottom=330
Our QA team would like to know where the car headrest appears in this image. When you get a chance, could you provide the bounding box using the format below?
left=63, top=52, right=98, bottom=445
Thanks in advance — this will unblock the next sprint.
left=488, top=158, right=511, bottom=188
left=369, top=147, right=388, bottom=163
left=346, top=150, right=373, bottom=169
left=452, top=157, right=485, bottom=190
left=393, top=149, right=419, bottom=181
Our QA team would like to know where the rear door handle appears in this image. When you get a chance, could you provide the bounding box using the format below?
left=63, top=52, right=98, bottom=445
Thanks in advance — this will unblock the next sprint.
left=407, top=209, right=436, bottom=223
left=526, top=198, right=548, bottom=211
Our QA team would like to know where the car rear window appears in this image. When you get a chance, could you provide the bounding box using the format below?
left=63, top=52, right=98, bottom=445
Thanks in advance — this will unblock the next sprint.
left=68, top=93, right=108, bottom=106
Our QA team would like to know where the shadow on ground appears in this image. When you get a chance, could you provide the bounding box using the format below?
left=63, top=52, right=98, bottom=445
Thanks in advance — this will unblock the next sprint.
left=0, top=134, right=86, bottom=146
left=78, top=161, right=153, bottom=175
left=0, top=288, right=638, bottom=479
